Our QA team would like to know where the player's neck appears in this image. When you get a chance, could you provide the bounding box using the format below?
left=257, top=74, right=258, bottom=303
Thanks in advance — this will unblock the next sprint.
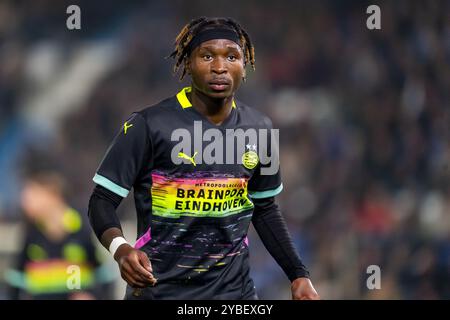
left=188, top=88, right=233, bottom=126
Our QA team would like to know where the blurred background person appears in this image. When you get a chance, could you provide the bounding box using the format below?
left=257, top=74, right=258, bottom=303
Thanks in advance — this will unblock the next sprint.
left=4, top=167, right=111, bottom=299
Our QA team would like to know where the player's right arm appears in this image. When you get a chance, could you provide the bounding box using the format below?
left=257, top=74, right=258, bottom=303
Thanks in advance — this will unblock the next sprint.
left=103, top=228, right=155, bottom=287
left=88, top=112, right=156, bottom=288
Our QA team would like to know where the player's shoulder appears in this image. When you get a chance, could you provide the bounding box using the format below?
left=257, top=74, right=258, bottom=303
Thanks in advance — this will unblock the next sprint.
left=235, top=99, right=274, bottom=129
left=135, top=95, right=179, bottom=120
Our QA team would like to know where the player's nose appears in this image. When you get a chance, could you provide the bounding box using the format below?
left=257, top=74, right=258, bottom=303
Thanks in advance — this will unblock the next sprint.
left=211, top=57, right=227, bottom=74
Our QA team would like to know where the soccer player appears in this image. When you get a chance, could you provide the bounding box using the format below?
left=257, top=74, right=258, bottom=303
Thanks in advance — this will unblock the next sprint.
left=88, top=17, right=319, bottom=300
left=7, top=170, right=103, bottom=299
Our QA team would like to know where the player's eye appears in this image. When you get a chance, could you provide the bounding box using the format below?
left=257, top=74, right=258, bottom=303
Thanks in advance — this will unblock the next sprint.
left=227, top=55, right=236, bottom=61
left=203, top=54, right=212, bottom=61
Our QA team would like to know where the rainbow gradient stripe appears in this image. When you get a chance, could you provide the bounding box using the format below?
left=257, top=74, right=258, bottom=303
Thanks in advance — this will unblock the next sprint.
left=151, top=172, right=254, bottom=218
left=24, top=260, right=94, bottom=294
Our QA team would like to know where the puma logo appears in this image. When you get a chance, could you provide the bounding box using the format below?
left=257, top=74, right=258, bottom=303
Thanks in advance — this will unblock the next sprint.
left=123, top=122, right=133, bottom=135
left=177, top=151, right=198, bottom=166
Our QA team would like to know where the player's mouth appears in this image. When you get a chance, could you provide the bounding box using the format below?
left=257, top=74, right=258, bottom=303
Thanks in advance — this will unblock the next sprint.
left=208, top=79, right=231, bottom=91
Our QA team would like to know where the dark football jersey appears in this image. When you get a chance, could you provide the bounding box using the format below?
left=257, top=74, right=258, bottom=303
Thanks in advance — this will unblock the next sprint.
left=7, top=208, right=100, bottom=299
left=93, top=86, right=282, bottom=299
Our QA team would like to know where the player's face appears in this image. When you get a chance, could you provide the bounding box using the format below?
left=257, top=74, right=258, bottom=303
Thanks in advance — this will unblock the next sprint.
left=20, top=181, right=57, bottom=221
left=188, top=39, right=245, bottom=99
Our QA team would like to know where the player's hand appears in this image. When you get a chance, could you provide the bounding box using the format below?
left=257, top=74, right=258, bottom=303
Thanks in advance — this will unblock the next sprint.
left=291, top=277, right=320, bottom=300
left=114, top=243, right=157, bottom=288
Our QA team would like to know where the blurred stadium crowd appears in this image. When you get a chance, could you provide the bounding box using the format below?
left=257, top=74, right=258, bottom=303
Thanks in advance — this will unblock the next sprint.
left=0, top=0, right=449, bottom=299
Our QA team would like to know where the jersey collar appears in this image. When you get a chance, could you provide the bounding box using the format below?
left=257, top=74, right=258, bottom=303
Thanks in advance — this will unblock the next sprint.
left=176, top=86, right=237, bottom=109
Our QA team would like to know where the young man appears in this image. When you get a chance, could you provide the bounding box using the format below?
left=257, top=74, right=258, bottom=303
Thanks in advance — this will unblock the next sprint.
left=7, top=170, right=103, bottom=300
left=88, top=17, right=319, bottom=300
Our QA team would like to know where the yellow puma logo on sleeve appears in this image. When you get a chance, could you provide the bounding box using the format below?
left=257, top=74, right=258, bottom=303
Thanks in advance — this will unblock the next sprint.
left=123, top=122, right=133, bottom=135
left=178, top=151, right=198, bottom=166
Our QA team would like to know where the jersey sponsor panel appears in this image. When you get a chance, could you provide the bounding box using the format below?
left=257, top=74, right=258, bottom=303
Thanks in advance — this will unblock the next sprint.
left=151, top=170, right=254, bottom=218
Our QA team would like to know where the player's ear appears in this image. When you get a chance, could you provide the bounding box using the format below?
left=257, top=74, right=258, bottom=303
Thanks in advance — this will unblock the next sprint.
left=242, top=68, right=246, bottom=82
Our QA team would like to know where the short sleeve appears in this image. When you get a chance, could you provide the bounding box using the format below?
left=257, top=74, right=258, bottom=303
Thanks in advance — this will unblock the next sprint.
left=247, top=117, right=283, bottom=199
left=93, top=113, right=151, bottom=198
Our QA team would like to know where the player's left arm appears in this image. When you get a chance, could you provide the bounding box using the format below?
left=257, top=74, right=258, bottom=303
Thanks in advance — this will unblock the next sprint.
left=251, top=196, right=320, bottom=300
left=249, top=115, right=319, bottom=300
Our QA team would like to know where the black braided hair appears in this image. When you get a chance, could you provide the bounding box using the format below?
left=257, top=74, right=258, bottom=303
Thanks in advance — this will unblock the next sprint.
left=169, top=17, right=255, bottom=80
